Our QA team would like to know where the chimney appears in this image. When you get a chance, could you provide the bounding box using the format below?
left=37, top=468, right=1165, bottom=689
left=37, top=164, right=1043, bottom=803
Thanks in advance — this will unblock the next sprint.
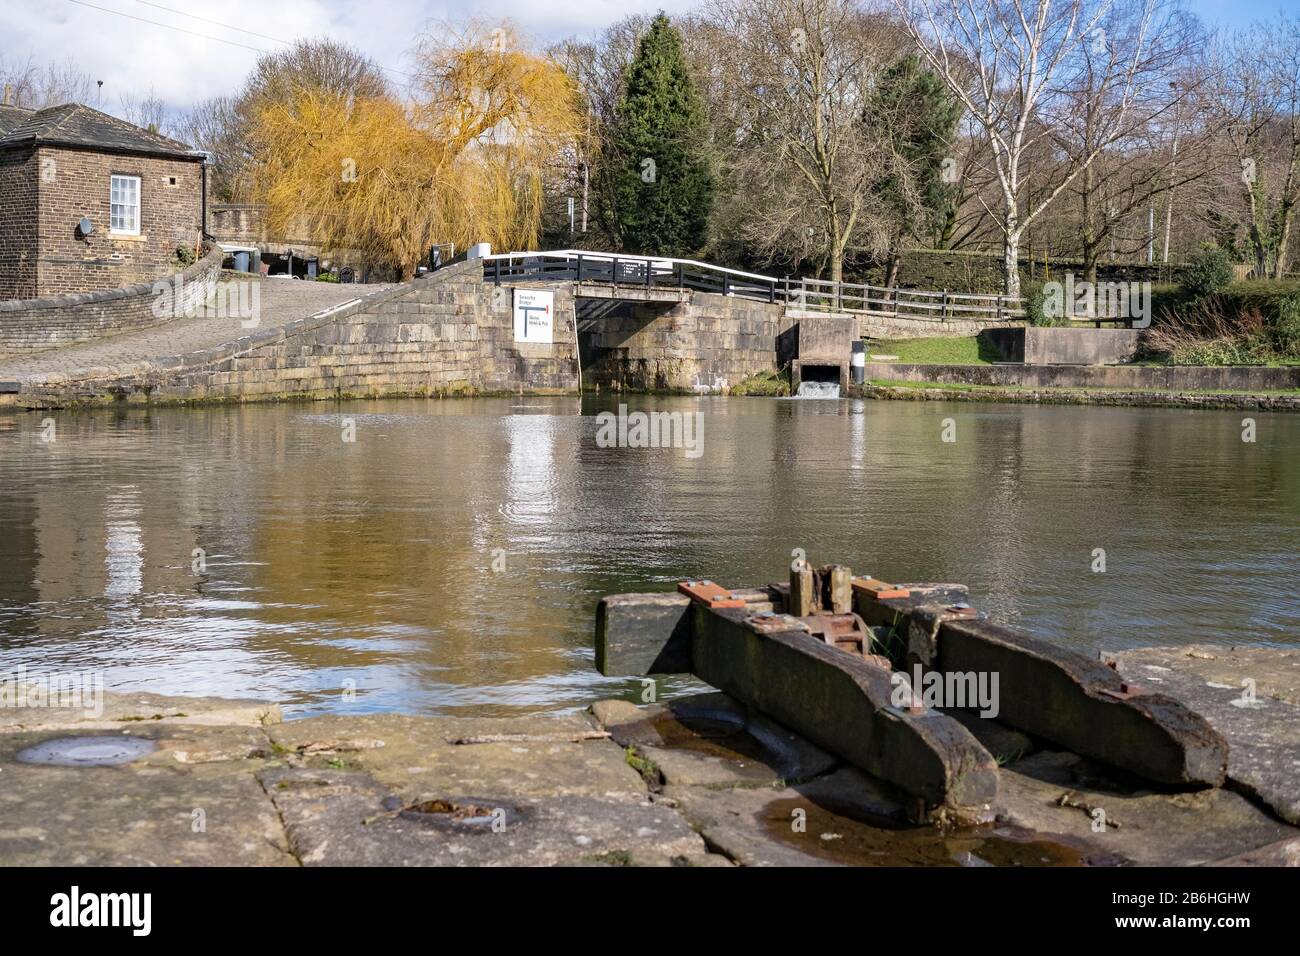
left=2, top=84, right=11, bottom=107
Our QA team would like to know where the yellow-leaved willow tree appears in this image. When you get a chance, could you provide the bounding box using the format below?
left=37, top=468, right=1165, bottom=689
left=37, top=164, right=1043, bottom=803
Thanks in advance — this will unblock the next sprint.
left=251, top=22, right=580, bottom=280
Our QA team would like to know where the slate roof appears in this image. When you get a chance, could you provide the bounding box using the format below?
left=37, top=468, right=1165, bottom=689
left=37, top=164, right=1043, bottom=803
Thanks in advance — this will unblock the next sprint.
left=0, top=104, right=34, bottom=136
left=0, top=103, right=199, bottom=159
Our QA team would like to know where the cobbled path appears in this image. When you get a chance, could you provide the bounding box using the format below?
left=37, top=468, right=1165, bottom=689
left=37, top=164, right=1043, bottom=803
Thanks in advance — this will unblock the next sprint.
left=0, top=278, right=390, bottom=382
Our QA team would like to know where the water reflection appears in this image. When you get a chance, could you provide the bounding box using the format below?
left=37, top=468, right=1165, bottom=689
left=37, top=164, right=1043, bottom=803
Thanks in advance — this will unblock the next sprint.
left=0, top=397, right=1296, bottom=717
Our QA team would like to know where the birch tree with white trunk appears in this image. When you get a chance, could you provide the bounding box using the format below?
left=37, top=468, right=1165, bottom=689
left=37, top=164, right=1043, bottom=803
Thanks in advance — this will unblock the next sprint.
left=892, top=0, right=1162, bottom=297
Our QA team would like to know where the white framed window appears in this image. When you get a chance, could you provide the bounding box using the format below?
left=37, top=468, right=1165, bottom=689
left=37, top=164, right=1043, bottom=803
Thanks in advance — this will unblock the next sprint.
left=110, top=175, right=140, bottom=234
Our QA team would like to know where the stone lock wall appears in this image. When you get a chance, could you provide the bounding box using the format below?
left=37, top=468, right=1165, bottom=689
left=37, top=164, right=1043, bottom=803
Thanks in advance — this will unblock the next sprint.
left=579, top=292, right=794, bottom=393
left=13, top=266, right=832, bottom=406
left=0, top=242, right=221, bottom=357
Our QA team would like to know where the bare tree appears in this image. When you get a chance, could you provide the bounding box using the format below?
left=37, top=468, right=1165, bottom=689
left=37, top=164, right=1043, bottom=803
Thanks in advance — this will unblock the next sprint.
left=893, top=0, right=1168, bottom=296
left=1204, top=16, right=1300, bottom=279
left=117, top=89, right=172, bottom=135
left=1053, top=5, right=1212, bottom=280
left=706, top=0, right=908, bottom=282
left=0, top=55, right=95, bottom=108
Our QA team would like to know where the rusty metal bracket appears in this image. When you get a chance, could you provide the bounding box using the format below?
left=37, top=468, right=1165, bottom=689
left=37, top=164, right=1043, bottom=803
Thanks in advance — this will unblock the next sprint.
left=804, top=611, right=873, bottom=656
left=746, top=611, right=811, bottom=635
left=1098, top=682, right=1148, bottom=701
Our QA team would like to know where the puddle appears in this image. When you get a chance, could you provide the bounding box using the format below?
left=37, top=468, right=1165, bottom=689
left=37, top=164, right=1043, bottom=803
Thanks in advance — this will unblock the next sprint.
left=397, top=796, right=524, bottom=832
left=761, top=797, right=1123, bottom=867
left=16, top=736, right=156, bottom=767
left=649, top=714, right=770, bottom=763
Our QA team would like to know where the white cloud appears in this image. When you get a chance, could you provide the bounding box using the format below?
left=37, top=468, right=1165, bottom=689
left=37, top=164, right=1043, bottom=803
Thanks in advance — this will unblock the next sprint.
left=2, top=0, right=697, bottom=117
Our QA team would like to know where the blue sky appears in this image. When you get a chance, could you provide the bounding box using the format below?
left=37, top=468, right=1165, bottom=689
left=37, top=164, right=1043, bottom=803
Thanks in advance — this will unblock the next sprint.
left=0, top=0, right=1294, bottom=116
left=1186, top=0, right=1294, bottom=28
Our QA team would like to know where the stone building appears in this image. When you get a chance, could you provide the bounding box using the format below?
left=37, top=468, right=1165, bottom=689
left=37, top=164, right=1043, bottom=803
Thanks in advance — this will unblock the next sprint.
left=0, top=102, right=205, bottom=300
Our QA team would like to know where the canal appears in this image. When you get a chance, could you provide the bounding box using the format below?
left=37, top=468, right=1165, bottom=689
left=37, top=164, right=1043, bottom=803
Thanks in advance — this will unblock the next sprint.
left=1, top=396, right=1296, bottom=717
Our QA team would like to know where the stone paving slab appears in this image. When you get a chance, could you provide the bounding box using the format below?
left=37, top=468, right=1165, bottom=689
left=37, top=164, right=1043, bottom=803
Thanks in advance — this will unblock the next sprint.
left=0, top=687, right=282, bottom=732
left=1112, top=645, right=1300, bottom=824
left=597, top=692, right=837, bottom=788
left=265, top=712, right=644, bottom=799
left=260, top=767, right=723, bottom=867
left=0, top=729, right=292, bottom=866
left=1, top=685, right=1296, bottom=866
left=996, top=750, right=1297, bottom=866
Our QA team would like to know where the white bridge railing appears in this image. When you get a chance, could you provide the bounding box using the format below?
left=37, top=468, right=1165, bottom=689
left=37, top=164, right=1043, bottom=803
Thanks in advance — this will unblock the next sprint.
left=479, top=249, right=1025, bottom=324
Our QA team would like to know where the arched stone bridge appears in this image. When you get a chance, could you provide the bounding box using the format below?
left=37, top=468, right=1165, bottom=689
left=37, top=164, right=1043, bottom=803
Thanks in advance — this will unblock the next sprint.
left=2, top=249, right=1022, bottom=409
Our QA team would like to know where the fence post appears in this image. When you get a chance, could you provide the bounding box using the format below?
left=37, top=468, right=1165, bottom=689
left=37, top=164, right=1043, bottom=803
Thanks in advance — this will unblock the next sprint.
left=941, top=290, right=948, bottom=322
left=723, top=273, right=731, bottom=297
left=493, top=257, right=500, bottom=286
left=996, top=294, right=1003, bottom=322
left=679, top=262, right=685, bottom=291
left=645, top=258, right=652, bottom=288
left=892, top=286, right=899, bottom=317
left=612, top=257, right=619, bottom=289
left=576, top=254, right=584, bottom=282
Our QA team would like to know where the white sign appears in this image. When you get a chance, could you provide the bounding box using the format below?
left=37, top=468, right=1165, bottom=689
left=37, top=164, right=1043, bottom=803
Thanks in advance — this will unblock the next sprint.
left=513, top=288, right=554, bottom=344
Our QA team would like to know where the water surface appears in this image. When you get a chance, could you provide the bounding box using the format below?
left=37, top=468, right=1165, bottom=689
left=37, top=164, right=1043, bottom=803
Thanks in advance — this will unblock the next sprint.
left=1, top=396, right=1295, bottom=717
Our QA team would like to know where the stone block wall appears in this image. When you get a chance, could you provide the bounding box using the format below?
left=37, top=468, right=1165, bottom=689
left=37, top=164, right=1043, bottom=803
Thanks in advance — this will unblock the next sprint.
left=0, top=243, right=221, bottom=356
left=14, top=261, right=580, bottom=405
left=581, top=293, right=794, bottom=393
left=981, top=327, right=1142, bottom=365
left=864, top=361, right=1300, bottom=392
left=13, top=267, right=855, bottom=406
left=860, top=312, right=1022, bottom=340
left=0, top=148, right=38, bottom=300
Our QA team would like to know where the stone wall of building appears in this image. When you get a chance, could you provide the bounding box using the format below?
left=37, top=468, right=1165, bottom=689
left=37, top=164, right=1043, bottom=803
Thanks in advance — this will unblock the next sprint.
left=28, top=145, right=204, bottom=297
left=0, top=148, right=39, bottom=300
left=0, top=243, right=221, bottom=357
left=208, top=203, right=327, bottom=259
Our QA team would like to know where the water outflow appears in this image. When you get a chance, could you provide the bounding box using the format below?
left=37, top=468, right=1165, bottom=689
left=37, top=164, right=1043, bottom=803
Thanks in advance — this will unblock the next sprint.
left=794, top=381, right=842, bottom=399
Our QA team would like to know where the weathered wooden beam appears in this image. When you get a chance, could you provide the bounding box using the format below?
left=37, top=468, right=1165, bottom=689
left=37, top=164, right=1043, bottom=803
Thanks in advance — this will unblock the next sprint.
left=934, top=617, right=1227, bottom=787
left=689, top=605, right=999, bottom=812
left=599, top=576, right=1229, bottom=793
left=852, top=584, right=971, bottom=630
left=595, top=588, right=775, bottom=676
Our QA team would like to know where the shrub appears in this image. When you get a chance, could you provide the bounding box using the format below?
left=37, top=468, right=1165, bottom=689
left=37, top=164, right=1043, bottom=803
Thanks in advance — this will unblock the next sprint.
left=174, top=245, right=197, bottom=267
left=1022, top=282, right=1059, bottom=327
left=1272, top=294, right=1300, bottom=358
left=1180, top=245, right=1234, bottom=300
left=315, top=270, right=340, bottom=283
left=730, top=366, right=790, bottom=396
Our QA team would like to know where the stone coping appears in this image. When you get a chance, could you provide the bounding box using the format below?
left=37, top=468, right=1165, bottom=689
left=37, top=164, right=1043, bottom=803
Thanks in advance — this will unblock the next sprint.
left=0, top=243, right=223, bottom=313
left=18, top=259, right=477, bottom=388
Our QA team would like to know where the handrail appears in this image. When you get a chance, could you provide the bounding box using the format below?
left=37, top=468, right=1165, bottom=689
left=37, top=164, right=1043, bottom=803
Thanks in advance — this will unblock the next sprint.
left=481, top=249, right=1026, bottom=322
